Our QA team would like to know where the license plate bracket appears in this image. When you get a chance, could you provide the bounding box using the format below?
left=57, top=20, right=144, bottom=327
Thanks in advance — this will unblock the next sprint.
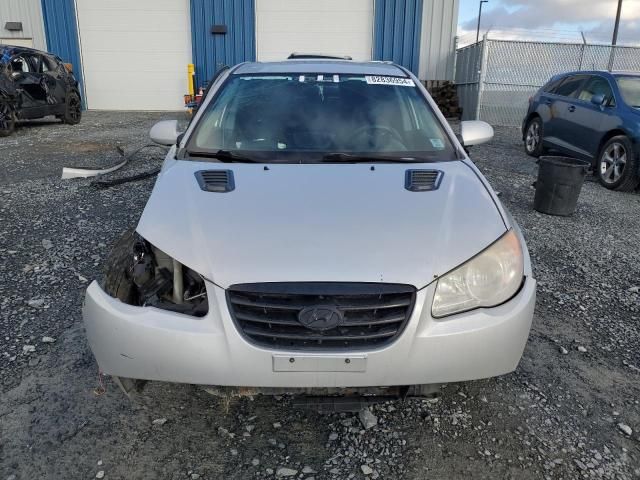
left=272, top=354, right=367, bottom=372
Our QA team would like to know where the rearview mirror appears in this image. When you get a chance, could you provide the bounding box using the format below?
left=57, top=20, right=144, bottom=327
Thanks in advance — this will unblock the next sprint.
left=460, top=120, right=494, bottom=147
left=591, top=93, right=605, bottom=106
left=150, top=120, right=181, bottom=146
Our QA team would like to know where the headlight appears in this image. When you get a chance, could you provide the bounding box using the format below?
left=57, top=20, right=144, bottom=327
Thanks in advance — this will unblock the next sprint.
left=103, top=231, right=208, bottom=317
left=432, top=230, right=524, bottom=318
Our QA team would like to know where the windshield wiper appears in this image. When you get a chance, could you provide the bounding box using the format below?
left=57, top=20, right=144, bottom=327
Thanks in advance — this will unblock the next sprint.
left=186, top=149, right=261, bottom=163
left=321, top=152, right=428, bottom=163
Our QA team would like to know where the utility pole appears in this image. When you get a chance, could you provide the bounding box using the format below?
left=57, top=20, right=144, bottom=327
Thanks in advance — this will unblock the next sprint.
left=476, top=0, right=488, bottom=44
left=609, top=0, right=623, bottom=71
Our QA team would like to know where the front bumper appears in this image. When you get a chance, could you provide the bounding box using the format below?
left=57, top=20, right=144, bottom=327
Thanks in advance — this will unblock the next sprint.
left=83, top=278, right=536, bottom=388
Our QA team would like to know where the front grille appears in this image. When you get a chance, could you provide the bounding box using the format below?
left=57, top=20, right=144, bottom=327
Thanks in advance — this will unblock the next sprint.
left=227, top=282, right=416, bottom=350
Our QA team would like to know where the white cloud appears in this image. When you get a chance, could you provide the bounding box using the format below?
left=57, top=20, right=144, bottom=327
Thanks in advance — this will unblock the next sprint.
left=461, top=0, right=640, bottom=45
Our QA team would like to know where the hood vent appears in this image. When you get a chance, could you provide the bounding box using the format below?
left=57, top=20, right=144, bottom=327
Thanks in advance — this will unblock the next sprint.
left=195, top=170, right=235, bottom=193
left=405, top=169, right=443, bottom=192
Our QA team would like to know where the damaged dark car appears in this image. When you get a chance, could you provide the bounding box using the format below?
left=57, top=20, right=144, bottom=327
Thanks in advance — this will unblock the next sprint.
left=0, top=45, right=82, bottom=136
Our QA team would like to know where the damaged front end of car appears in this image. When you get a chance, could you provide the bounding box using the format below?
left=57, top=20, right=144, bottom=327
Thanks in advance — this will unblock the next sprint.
left=99, top=229, right=210, bottom=399
left=102, top=229, right=208, bottom=317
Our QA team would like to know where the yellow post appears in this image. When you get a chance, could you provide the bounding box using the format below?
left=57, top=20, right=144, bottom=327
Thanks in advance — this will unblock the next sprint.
left=187, top=64, right=195, bottom=96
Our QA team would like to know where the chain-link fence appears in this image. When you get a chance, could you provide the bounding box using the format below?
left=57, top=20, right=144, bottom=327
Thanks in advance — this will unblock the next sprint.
left=455, top=37, right=640, bottom=126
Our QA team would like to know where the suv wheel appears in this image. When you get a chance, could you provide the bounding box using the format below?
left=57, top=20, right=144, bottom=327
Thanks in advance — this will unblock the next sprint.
left=524, top=117, right=545, bottom=157
left=63, top=92, right=82, bottom=125
left=597, top=136, right=639, bottom=192
left=0, top=101, right=15, bottom=137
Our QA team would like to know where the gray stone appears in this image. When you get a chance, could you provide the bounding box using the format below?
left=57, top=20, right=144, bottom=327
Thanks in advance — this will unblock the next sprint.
left=27, top=299, right=44, bottom=308
left=361, top=465, right=374, bottom=475
left=152, top=418, right=167, bottom=426
left=359, top=408, right=378, bottom=430
left=276, top=467, right=298, bottom=477
left=618, top=423, right=632, bottom=436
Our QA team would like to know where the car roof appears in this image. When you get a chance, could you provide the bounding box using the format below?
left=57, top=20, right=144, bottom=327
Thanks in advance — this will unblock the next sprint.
left=233, top=60, right=409, bottom=77
left=610, top=71, right=640, bottom=77
left=0, top=44, right=50, bottom=61
left=558, top=70, right=640, bottom=78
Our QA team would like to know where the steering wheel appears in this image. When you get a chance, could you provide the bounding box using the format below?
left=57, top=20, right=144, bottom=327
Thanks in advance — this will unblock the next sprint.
left=348, top=125, right=406, bottom=150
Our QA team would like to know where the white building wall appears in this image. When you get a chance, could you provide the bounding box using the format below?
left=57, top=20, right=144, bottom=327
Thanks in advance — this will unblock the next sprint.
left=0, top=0, right=47, bottom=50
left=419, top=0, right=460, bottom=81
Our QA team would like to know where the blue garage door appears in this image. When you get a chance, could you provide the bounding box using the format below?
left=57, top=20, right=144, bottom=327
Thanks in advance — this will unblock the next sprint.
left=373, top=0, right=423, bottom=74
left=40, top=0, right=85, bottom=105
left=190, top=0, right=256, bottom=90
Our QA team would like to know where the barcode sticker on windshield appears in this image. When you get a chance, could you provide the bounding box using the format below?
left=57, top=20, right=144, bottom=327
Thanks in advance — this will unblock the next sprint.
left=365, top=76, right=415, bottom=87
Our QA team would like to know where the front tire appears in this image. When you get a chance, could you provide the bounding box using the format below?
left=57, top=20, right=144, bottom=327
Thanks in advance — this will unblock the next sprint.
left=524, top=117, right=546, bottom=157
left=62, top=91, right=82, bottom=125
left=0, top=100, right=15, bottom=137
left=597, top=136, right=639, bottom=192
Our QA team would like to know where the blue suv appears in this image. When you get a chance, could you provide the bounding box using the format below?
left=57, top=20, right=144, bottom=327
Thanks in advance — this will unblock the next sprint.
left=523, top=71, right=640, bottom=191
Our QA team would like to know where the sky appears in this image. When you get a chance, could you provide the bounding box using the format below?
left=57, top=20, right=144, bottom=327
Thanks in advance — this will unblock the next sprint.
left=457, top=0, right=640, bottom=45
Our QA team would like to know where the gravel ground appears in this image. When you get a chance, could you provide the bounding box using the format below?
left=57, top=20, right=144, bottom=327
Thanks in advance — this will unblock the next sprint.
left=1, top=112, right=639, bottom=480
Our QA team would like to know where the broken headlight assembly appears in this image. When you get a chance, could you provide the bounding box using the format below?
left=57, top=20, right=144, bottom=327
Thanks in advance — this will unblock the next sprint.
left=103, top=230, right=208, bottom=317
left=431, top=230, right=524, bottom=318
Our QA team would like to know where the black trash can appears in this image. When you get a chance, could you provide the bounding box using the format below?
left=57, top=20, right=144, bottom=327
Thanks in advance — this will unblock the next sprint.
left=534, top=156, right=589, bottom=216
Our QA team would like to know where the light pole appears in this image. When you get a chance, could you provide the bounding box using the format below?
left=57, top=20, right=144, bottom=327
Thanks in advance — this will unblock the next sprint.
left=612, top=0, right=623, bottom=46
left=476, top=0, right=489, bottom=44
left=609, top=0, right=623, bottom=71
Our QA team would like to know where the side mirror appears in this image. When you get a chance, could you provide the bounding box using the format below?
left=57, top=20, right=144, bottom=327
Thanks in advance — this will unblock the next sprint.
left=460, top=120, right=494, bottom=147
left=591, top=93, right=605, bottom=106
left=150, top=120, right=181, bottom=146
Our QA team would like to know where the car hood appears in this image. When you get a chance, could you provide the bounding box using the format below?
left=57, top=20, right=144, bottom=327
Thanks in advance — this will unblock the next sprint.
left=137, top=159, right=506, bottom=289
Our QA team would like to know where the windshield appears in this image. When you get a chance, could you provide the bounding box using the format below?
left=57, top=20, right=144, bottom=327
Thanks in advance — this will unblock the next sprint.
left=616, top=76, right=640, bottom=108
left=186, top=74, right=456, bottom=163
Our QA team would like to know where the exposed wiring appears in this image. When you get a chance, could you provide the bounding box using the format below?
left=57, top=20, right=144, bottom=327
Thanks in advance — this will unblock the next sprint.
left=91, top=167, right=161, bottom=189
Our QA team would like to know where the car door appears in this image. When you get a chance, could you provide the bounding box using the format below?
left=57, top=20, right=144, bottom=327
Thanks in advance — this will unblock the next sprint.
left=40, top=54, right=68, bottom=114
left=534, top=75, right=565, bottom=139
left=569, top=75, right=617, bottom=159
left=544, top=74, right=589, bottom=155
left=9, top=53, right=47, bottom=117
